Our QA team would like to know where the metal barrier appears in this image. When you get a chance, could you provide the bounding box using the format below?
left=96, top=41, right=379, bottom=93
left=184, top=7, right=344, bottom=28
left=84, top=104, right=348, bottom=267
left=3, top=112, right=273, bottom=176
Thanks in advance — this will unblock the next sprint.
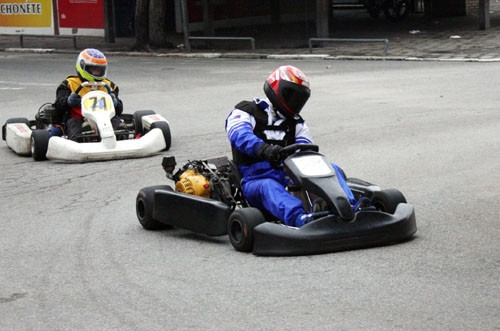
left=188, top=36, right=256, bottom=51
left=0, top=34, right=79, bottom=49
left=309, top=38, right=390, bottom=55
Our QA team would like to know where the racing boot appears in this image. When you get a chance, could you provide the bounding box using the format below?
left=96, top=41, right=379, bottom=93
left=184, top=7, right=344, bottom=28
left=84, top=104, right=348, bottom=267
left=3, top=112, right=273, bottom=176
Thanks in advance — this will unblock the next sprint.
left=295, top=211, right=329, bottom=227
left=81, top=120, right=92, bottom=142
left=112, top=118, right=128, bottom=140
left=310, top=198, right=328, bottom=213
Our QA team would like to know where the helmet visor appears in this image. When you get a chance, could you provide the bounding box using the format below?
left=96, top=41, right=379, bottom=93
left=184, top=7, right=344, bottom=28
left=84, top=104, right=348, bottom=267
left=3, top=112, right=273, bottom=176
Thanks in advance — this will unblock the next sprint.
left=85, top=64, right=106, bottom=79
left=280, top=83, right=311, bottom=115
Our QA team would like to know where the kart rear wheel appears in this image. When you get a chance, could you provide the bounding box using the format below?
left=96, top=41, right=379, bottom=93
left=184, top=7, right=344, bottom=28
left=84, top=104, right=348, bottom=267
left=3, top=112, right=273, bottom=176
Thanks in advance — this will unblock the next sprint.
left=133, top=110, right=156, bottom=134
left=3, top=117, right=30, bottom=140
left=372, top=188, right=407, bottom=214
left=31, top=129, right=50, bottom=161
left=228, top=208, right=266, bottom=253
left=136, top=185, right=174, bottom=230
left=150, top=121, right=171, bottom=151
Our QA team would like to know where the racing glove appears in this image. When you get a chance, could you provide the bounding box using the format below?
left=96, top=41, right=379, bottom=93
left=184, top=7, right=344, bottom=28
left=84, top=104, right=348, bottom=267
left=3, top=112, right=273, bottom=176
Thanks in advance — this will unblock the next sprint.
left=67, top=93, right=81, bottom=107
left=256, top=143, right=283, bottom=166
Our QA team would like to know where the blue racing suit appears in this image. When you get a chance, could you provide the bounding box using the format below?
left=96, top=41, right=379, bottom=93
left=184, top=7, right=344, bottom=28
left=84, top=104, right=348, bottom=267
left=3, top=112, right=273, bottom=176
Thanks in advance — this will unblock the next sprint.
left=226, top=98, right=356, bottom=227
left=226, top=98, right=315, bottom=227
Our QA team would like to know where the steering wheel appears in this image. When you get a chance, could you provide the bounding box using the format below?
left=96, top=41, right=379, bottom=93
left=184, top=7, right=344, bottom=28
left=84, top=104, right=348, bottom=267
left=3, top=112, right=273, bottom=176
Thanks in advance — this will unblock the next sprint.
left=280, top=143, right=319, bottom=160
left=76, top=81, right=112, bottom=95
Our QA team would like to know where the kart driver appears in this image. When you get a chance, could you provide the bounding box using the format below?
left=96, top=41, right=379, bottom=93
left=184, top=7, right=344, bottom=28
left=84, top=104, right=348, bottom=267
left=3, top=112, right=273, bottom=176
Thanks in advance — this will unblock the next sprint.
left=225, top=65, right=355, bottom=228
left=54, top=48, right=123, bottom=141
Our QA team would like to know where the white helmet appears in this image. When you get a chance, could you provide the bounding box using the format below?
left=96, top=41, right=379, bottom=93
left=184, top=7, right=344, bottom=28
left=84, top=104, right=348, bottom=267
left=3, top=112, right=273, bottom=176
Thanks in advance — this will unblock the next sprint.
left=76, top=48, right=107, bottom=82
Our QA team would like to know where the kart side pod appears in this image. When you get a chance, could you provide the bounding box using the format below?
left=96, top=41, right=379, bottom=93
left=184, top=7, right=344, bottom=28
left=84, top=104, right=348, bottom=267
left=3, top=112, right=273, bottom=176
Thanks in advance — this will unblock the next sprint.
left=153, top=188, right=231, bottom=236
left=4, top=123, right=32, bottom=155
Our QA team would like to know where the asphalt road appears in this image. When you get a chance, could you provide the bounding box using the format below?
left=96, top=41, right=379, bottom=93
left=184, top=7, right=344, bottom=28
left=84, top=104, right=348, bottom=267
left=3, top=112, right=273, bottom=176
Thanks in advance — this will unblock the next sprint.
left=0, top=53, right=499, bottom=331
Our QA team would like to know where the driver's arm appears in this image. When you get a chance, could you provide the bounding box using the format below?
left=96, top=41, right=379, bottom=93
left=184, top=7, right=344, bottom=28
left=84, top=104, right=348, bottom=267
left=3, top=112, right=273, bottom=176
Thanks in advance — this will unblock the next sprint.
left=55, top=80, right=72, bottom=118
left=295, top=122, right=313, bottom=145
left=109, top=83, right=123, bottom=116
left=225, top=109, right=263, bottom=158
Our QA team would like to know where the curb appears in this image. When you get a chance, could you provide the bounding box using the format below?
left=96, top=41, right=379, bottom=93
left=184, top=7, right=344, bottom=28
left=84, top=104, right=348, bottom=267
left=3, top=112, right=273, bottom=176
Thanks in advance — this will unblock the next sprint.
left=3, top=47, right=500, bottom=62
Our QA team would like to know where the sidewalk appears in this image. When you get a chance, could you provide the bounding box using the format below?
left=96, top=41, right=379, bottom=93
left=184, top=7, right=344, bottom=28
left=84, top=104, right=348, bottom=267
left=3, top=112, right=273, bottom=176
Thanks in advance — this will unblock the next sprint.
left=2, top=6, right=500, bottom=61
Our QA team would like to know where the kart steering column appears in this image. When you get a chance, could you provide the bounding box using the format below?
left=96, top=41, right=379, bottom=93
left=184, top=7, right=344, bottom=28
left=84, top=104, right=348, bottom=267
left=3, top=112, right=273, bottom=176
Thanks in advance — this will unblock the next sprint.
left=301, top=176, right=354, bottom=221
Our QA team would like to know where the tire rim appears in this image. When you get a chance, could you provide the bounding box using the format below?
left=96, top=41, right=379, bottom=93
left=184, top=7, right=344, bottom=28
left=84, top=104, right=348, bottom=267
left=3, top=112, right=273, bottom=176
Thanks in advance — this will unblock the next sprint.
left=30, top=136, right=35, bottom=156
left=230, top=220, right=243, bottom=244
left=136, top=198, right=146, bottom=221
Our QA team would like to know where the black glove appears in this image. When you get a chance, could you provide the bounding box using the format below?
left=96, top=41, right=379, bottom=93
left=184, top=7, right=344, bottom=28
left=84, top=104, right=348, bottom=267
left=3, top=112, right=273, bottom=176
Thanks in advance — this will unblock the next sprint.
left=67, top=93, right=81, bottom=107
left=257, top=143, right=283, bottom=165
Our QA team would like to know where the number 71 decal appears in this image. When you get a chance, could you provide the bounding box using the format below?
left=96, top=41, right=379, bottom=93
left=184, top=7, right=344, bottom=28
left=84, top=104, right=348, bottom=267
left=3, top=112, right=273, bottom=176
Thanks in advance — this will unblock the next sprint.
left=83, top=96, right=112, bottom=112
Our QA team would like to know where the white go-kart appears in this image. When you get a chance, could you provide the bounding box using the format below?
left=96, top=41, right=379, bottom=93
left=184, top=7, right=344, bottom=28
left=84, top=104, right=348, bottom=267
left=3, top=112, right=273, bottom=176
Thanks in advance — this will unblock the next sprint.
left=2, top=82, right=171, bottom=162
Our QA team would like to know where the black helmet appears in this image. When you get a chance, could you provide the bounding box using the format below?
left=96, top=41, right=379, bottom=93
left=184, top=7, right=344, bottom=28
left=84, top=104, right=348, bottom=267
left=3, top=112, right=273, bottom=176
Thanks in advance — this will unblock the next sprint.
left=263, top=65, right=311, bottom=118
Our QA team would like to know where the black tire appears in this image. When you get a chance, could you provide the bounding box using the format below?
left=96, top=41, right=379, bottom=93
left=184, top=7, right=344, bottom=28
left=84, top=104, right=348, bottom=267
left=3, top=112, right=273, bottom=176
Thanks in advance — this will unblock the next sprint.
left=31, top=130, right=50, bottom=161
left=3, top=117, right=30, bottom=140
left=150, top=121, right=171, bottom=151
left=133, top=110, right=156, bottom=134
left=228, top=208, right=266, bottom=253
left=383, top=0, right=410, bottom=22
left=136, top=185, right=173, bottom=230
left=372, top=188, right=407, bottom=214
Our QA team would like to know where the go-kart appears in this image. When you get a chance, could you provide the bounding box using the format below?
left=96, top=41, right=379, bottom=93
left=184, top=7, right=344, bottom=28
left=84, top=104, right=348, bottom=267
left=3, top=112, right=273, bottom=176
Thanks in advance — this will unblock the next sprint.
left=2, top=82, right=171, bottom=162
left=136, top=144, right=416, bottom=256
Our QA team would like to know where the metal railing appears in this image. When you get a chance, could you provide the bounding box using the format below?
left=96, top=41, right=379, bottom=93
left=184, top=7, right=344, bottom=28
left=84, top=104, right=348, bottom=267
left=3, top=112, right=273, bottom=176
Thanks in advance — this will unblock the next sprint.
left=309, top=38, right=390, bottom=55
left=0, top=34, right=79, bottom=49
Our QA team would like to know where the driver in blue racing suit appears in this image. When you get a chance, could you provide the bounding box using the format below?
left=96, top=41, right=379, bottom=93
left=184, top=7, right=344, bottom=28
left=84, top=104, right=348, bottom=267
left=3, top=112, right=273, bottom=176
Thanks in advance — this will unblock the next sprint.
left=225, top=65, right=355, bottom=228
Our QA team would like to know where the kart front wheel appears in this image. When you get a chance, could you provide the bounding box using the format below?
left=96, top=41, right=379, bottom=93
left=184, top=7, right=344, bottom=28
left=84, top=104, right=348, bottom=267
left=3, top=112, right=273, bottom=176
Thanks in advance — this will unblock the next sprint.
left=3, top=117, right=30, bottom=140
left=372, top=188, right=407, bottom=214
left=31, top=129, right=50, bottom=161
left=136, top=185, right=174, bottom=230
left=133, top=110, right=156, bottom=134
left=151, top=121, right=171, bottom=151
left=228, top=208, right=266, bottom=253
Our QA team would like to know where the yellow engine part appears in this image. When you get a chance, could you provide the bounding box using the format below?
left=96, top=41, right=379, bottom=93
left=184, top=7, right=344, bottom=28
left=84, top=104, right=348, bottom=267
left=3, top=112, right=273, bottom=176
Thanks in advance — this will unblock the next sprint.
left=175, top=169, right=211, bottom=198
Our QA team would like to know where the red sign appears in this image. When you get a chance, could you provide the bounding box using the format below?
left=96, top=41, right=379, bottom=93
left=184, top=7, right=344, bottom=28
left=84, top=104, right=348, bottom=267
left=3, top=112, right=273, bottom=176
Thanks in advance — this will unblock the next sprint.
left=57, top=0, right=104, bottom=29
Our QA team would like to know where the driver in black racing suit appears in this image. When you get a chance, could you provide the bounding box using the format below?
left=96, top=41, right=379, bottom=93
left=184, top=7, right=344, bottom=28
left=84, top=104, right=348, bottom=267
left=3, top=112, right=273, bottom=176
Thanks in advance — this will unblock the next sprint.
left=54, top=48, right=123, bottom=141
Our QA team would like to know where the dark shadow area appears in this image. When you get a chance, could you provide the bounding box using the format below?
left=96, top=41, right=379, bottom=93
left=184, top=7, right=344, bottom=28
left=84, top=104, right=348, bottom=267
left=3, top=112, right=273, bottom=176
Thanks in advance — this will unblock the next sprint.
left=183, top=4, right=500, bottom=52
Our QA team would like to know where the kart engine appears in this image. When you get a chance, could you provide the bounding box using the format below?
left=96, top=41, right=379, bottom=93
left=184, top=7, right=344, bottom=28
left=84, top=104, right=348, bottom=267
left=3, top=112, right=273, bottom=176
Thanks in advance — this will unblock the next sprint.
left=36, top=103, right=61, bottom=127
left=175, top=169, right=211, bottom=198
left=162, top=156, right=243, bottom=209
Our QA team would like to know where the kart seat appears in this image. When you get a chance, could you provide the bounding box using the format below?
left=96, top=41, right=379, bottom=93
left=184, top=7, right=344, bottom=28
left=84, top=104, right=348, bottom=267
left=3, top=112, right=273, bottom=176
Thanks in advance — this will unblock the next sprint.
left=228, top=159, right=243, bottom=190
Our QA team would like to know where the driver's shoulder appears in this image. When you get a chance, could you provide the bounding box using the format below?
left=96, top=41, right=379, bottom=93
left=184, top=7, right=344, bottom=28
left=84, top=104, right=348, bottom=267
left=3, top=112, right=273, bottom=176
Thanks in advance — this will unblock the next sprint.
left=62, top=76, right=83, bottom=90
left=65, top=75, right=80, bottom=82
left=102, top=78, right=117, bottom=90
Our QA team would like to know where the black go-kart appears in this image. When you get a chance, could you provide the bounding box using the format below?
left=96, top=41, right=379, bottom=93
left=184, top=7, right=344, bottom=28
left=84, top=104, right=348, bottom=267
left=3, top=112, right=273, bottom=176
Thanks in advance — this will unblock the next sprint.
left=136, top=144, right=416, bottom=256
